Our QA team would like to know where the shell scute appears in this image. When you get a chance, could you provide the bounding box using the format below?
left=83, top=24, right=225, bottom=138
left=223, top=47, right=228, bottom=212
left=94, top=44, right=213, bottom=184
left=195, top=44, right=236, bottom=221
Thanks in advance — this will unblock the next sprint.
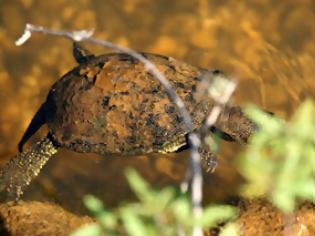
left=45, top=53, right=214, bottom=156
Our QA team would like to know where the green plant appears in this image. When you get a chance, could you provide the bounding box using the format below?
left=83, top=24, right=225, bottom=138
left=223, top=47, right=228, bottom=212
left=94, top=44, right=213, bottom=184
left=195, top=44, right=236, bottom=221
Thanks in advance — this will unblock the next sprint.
left=239, top=100, right=315, bottom=213
left=71, top=169, right=238, bottom=236
left=72, top=100, right=315, bottom=235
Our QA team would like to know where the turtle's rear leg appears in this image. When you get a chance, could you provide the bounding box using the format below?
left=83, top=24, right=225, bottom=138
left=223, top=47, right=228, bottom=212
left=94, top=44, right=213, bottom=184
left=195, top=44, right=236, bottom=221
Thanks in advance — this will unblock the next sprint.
left=0, top=134, right=58, bottom=201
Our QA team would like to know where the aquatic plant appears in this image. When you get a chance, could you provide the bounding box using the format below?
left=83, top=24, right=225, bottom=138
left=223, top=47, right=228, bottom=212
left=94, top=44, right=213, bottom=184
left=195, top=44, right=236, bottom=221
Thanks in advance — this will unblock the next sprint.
left=72, top=169, right=238, bottom=236
left=72, top=100, right=315, bottom=235
left=239, top=100, right=315, bottom=213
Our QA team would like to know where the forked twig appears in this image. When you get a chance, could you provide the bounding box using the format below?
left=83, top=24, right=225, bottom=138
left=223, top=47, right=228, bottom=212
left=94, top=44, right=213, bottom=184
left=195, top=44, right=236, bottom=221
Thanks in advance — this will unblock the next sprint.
left=16, top=23, right=206, bottom=236
left=180, top=74, right=237, bottom=202
left=204, top=78, right=237, bottom=127
left=15, top=24, right=237, bottom=236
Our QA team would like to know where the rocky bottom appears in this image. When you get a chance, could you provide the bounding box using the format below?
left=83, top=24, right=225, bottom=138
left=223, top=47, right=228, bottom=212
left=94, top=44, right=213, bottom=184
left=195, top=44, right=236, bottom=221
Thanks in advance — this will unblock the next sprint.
left=0, top=199, right=314, bottom=236
left=210, top=199, right=315, bottom=236
left=0, top=201, right=93, bottom=236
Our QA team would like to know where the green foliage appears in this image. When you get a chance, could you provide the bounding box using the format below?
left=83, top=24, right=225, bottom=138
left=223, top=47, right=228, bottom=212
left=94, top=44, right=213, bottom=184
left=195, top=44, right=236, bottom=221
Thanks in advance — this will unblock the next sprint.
left=239, top=100, right=315, bottom=213
left=72, top=169, right=237, bottom=236
left=72, top=98, right=315, bottom=235
left=219, top=223, right=239, bottom=236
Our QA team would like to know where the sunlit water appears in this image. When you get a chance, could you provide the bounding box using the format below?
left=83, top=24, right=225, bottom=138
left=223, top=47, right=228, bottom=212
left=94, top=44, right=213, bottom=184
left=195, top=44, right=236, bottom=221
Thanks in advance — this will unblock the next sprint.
left=0, top=0, right=314, bottom=212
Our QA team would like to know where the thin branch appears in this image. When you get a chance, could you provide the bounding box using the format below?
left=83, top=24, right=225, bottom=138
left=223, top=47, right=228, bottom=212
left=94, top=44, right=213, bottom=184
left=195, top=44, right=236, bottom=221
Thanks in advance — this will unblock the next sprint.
left=180, top=74, right=237, bottom=199
left=15, top=23, right=94, bottom=46
left=205, top=77, right=237, bottom=127
left=16, top=23, right=204, bottom=236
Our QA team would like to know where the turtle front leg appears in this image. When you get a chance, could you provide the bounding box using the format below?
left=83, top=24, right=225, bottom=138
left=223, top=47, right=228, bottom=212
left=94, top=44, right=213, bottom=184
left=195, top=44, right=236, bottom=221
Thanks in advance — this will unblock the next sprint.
left=0, top=134, right=58, bottom=201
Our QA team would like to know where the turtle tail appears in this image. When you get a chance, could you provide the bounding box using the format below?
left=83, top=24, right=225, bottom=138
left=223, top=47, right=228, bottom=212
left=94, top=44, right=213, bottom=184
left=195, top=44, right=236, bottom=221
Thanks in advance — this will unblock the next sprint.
left=18, top=102, right=47, bottom=153
left=0, top=134, right=59, bottom=201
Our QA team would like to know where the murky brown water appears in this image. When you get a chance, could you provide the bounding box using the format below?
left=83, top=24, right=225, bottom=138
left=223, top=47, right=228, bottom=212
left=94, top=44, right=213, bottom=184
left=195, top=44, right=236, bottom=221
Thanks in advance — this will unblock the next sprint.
left=0, top=0, right=314, bottom=213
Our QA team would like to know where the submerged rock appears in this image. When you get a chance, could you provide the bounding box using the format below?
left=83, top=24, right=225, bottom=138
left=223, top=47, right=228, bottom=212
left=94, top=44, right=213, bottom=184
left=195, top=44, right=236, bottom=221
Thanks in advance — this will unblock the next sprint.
left=236, top=199, right=315, bottom=236
left=209, top=199, right=315, bottom=236
left=0, top=201, right=93, bottom=236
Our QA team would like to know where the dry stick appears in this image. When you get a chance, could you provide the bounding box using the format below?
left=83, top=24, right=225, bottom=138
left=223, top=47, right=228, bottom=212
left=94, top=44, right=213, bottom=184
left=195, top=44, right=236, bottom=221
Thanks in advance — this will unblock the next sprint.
left=180, top=77, right=237, bottom=199
left=16, top=23, right=205, bottom=236
left=16, top=24, right=239, bottom=235
left=204, top=80, right=237, bottom=127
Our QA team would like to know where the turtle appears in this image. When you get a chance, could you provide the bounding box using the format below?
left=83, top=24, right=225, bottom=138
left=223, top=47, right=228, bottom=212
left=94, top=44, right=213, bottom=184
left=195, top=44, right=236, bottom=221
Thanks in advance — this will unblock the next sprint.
left=0, top=42, right=255, bottom=200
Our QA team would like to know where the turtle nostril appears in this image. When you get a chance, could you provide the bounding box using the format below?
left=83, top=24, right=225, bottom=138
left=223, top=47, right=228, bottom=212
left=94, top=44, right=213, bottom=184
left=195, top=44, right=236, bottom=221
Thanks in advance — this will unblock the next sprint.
left=212, top=69, right=223, bottom=75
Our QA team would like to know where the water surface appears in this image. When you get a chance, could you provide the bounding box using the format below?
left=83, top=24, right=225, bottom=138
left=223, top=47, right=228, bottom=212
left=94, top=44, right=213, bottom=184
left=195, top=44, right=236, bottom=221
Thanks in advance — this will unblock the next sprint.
left=0, top=0, right=314, bottom=211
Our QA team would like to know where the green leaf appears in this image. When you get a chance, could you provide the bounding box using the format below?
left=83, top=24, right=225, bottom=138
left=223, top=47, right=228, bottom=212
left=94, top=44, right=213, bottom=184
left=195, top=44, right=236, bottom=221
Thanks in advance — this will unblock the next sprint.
left=245, top=105, right=283, bottom=135
left=84, top=195, right=104, bottom=213
left=125, top=168, right=153, bottom=202
left=172, top=197, right=191, bottom=224
left=291, top=100, right=315, bottom=138
left=240, top=100, right=315, bottom=213
left=199, top=205, right=236, bottom=227
left=294, top=180, right=315, bottom=199
left=98, top=211, right=117, bottom=229
left=272, top=191, right=295, bottom=213
left=71, top=223, right=103, bottom=236
left=156, top=186, right=175, bottom=207
left=120, top=208, right=147, bottom=236
left=219, top=223, right=239, bottom=236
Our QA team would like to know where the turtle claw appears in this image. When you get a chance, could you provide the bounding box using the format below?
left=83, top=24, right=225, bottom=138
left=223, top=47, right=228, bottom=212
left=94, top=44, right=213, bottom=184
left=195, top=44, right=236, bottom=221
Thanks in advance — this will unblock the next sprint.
left=198, top=146, right=218, bottom=173
left=203, top=154, right=218, bottom=173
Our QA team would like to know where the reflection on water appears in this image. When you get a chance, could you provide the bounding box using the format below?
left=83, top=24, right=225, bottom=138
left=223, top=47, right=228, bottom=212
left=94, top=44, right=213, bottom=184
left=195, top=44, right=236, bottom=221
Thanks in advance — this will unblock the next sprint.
left=0, top=0, right=314, bottom=209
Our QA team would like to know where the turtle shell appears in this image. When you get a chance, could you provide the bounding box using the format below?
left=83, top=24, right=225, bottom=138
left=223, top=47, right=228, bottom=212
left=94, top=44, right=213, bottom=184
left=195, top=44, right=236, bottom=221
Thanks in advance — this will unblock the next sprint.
left=44, top=53, right=216, bottom=156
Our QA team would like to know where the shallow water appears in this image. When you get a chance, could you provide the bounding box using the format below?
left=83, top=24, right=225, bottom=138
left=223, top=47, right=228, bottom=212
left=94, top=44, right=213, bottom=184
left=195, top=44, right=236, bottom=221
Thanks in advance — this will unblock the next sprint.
left=0, top=0, right=314, bottom=211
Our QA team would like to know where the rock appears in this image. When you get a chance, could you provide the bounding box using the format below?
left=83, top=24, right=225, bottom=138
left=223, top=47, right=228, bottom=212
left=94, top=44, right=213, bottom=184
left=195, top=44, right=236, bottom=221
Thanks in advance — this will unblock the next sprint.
left=236, top=199, right=315, bottom=236
left=0, top=201, right=93, bottom=236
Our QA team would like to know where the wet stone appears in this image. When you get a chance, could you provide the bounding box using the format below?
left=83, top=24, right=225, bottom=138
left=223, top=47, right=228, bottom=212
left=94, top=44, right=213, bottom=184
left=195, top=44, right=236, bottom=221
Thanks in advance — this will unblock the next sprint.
left=0, top=201, right=93, bottom=236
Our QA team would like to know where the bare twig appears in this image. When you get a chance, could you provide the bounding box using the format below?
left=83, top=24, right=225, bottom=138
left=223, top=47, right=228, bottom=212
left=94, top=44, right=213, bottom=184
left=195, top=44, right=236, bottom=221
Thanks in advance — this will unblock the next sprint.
left=15, top=23, right=94, bottom=46
left=180, top=74, right=237, bottom=199
left=204, top=75, right=237, bottom=128
left=16, top=23, right=205, bottom=236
